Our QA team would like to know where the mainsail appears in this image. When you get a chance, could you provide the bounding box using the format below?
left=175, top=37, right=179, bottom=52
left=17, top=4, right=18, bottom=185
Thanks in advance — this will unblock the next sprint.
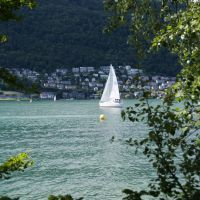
left=100, top=65, right=120, bottom=102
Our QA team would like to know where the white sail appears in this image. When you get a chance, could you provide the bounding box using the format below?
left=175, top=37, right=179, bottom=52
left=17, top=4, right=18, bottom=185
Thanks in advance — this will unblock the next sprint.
left=99, top=65, right=122, bottom=107
left=100, top=68, right=112, bottom=102
left=109, top=66, right=120, bottom=100
left=54, top=95, right=56, bottom=101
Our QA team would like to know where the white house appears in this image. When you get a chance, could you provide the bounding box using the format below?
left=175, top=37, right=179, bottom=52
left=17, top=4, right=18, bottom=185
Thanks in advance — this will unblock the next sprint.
left=65, top=85, right=77, bottom=90
left=40, top=92, right=55, bottom=99
left=96, top=83, right=104, bottom=88
left=87, top=67, right=95, bottom=72
left=80, top=67, right=87, bottom=73
left=56, top=69, right=68, bottom=74
left=100, top=66, right=110, bottom=74
left=89, top=82, right=96, bottom=87
left=125, top=65, right=131, bottom=71
left=100, top=74, right=108, bottom=80
left=72, top=68, right=79, bottom=73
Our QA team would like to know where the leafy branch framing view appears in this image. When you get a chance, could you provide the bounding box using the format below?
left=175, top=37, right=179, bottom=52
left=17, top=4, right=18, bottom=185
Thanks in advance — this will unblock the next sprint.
left=104, top=0, right=200, bottom=199
left=0, top=0, right=200, bottom=200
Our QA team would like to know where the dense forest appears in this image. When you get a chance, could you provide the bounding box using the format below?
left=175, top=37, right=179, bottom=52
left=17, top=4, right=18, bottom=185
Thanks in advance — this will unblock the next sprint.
left=0, top=0, right=181, bottom=75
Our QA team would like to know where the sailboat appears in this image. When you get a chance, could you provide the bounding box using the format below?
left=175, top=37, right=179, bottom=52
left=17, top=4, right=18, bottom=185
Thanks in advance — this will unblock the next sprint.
left=54, top=95, right=57, bottom=101
left=99, top=65, right=123, bottom=108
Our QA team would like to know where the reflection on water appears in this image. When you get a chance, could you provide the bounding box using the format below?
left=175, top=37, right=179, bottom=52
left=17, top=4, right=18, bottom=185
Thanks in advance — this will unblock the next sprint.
left=99, top=107, right=122, bottom=115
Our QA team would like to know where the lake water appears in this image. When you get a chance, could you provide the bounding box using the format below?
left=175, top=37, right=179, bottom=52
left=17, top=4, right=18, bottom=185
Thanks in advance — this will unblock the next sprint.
left=0, top=100, right=155, bottom=200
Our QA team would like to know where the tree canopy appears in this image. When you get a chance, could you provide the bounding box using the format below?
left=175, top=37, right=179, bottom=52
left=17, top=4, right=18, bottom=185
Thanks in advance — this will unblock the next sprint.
left=0, top=0, right=36, bottom=42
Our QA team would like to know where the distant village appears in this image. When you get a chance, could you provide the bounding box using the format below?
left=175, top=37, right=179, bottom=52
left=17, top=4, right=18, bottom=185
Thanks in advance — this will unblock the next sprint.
left=0, top=66, right=176, bottom=100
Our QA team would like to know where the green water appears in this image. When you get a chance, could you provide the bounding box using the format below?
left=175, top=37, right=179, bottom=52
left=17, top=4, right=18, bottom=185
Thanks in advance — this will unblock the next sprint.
left=0, top=100, right=155, bottom=200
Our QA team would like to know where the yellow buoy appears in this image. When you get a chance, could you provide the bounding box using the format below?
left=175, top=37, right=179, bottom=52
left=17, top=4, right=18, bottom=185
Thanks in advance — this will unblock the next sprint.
left=99, top=114, right=106, bottom=121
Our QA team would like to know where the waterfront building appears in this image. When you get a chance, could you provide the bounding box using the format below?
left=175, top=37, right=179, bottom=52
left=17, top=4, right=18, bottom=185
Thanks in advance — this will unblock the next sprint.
left=40, top=92, right=55, bottom=99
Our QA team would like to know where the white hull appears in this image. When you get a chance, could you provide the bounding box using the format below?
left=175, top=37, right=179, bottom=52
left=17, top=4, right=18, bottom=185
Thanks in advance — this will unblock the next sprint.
left=99, top=101, right=123, bottom=108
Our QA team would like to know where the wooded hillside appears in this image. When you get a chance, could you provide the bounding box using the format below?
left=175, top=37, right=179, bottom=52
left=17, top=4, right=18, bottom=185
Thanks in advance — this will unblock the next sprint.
left=0, top=0, right=181, bottom=75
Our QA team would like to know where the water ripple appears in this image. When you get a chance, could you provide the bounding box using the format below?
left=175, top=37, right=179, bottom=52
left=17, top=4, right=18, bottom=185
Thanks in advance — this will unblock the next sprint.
left=0, top=100, right=155, bottom=200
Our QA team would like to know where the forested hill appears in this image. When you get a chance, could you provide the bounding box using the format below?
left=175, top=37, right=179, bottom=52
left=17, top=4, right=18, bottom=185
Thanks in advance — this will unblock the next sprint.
left=0, top=0, right=181, bottom=75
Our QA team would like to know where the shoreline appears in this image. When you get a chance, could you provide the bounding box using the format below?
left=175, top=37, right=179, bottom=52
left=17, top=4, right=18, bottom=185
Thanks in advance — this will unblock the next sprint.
left=0, top=98, right=30, bottom=101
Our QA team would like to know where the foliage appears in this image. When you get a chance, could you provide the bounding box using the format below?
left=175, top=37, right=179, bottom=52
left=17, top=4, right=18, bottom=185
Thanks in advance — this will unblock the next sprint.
left=0, top=68, right=39, bottom=93
left=0, top=0, right=180, bottom=75
left=0, top=0, right=39, bottom=93
left=0, top=0, right=36, bottom=42
left=121, top=92, right=200, bottom=199
left=152, top=2, right=200, bottom=101
left=0, top=197, right=19, bottom=200
left=0, top=1, right=36, bottom=199
left=0, top=153, right=33, bottom=199
left=0, top=153, right=34, bottom=179
left=104, top=0, right=200, bottom=199
left=48, top=195, right=83, bottom=200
